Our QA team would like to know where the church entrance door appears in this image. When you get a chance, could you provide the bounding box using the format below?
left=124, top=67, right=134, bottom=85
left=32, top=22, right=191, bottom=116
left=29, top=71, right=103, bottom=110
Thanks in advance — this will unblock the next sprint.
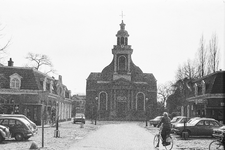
left=117, top=102, right=126, bottom=118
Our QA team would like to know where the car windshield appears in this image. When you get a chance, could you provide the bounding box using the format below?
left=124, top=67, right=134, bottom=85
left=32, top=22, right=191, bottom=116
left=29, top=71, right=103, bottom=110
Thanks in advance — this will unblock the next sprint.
left=187, top=117, right=200, bottom=123
left=171, top=117, right=180, bottom=123
left=155, top=116, right=162, bottom=119
left=76, top=114, right=84, bottom=117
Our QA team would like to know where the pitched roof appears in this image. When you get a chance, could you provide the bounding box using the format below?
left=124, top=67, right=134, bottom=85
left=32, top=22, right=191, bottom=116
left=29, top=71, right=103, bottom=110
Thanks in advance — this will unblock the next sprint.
left=190, top=70, right=224, bottom=94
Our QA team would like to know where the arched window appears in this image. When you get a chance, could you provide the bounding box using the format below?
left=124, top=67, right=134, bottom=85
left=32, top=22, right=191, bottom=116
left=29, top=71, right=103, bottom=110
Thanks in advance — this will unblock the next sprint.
left=118, top=56, right=126, bottom=71
left=99, top=92, right=107, bottom=110
left=117, top=37, right=120, bottom=45
left=136, top=92, right=144, bottom=111
left=125, top=37, right=128, bottom=45
left=10, top=73, right=22, bottom=89
left=121, top=37, right=124, bottom=45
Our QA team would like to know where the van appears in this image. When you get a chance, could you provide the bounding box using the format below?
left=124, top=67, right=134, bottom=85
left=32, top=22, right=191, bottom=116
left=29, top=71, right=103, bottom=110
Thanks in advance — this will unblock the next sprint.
left=0, top=117, right=34, bottom=141
left=0, top=114, right=37, bottom=134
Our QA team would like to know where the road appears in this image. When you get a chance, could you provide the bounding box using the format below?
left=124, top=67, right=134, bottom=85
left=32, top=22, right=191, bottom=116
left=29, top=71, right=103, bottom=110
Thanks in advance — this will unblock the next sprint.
left=69, top=122, right=171, bottom=150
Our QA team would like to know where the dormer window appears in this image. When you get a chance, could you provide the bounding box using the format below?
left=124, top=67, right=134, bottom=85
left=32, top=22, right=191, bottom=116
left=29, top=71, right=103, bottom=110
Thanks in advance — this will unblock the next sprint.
left=202, top=80, right=206, bottom=94
left=11, top=78, right=19, bottom=88
left=194, top=83, right=198, bottom=96
left=10, top=73, right=22, bottom=89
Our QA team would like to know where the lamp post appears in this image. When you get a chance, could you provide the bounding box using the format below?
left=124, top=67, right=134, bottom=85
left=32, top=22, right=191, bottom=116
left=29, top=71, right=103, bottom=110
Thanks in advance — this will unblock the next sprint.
left=41, top=99, right=45, bottom=148
left=54, top=101, right=60, bottom=138
left=145, top=98, right=148, bottom=127
left=95, top=97, right=98, bottom=125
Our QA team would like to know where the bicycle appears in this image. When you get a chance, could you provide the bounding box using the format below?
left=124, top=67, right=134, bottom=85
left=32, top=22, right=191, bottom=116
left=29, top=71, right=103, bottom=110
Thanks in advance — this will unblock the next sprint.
left=209, top=133, right=224, bottom=150
left=153, top=126, right=173, bottom=150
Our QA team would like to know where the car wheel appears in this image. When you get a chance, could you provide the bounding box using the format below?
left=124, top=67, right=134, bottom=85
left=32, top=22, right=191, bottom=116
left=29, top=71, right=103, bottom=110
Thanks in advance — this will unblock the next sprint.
left=0, top=134, right=4, bottom=143
left=15, top=133, right=24, bottom=141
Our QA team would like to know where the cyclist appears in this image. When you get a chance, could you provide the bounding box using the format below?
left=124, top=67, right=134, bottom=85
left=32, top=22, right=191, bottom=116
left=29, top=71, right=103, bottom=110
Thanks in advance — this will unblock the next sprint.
left=157, top=112, right=171, bottom=146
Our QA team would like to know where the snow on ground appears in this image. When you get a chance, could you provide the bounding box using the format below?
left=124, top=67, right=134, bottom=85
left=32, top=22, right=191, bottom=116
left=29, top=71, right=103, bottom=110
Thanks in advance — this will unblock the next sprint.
left=0, top=121, right=217, bottom=150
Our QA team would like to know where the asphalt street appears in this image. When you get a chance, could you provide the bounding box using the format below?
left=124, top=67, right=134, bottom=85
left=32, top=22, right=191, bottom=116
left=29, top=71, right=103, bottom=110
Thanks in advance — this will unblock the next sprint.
left=68, top=122, right=172, bottom=150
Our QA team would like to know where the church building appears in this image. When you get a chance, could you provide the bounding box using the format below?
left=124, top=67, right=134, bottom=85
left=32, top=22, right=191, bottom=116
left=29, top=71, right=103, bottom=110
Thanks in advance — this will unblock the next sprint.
left=86, top=20, right=157, bottom=120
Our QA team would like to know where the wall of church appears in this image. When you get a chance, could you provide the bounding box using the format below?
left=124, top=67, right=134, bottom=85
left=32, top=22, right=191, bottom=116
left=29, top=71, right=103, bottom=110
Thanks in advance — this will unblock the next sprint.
left=86, top=84, right=157, bottom=121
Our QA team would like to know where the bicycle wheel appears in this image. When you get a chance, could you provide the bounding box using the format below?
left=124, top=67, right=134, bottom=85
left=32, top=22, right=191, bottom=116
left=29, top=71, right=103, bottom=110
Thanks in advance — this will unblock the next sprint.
left=164, top=135, right=173, bottom=150
left=153, top=134, right=160, bottom=148
left=209, top=140, right=224, bottom=150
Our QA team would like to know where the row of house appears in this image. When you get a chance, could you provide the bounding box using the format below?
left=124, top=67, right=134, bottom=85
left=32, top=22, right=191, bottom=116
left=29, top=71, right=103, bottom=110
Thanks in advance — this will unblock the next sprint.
left=170, top=70, right=224, bottom=123
left=0, top=58, right=74, bottom=125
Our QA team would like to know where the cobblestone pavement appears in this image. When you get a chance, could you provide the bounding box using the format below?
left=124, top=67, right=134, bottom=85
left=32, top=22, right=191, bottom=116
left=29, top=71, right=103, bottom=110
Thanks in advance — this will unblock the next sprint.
left=0, top=121, right=217, bottom=150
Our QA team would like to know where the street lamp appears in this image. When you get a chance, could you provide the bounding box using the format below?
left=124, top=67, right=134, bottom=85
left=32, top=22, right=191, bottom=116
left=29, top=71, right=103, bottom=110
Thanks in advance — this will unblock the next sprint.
left=54, top=101, right=60, bottom=138
left=145, top=98, right=148, bottom=127
left=40, top=99, right=45, bottom=148
left=95, top=97, right=98, bottom=125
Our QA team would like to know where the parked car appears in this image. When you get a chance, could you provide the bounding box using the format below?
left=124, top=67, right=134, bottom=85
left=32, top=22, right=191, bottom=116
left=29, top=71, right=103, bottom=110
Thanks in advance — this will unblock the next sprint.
left=73, top=113, right=85, bottom=124
left=0, top=117, right=34, bottom=141
left=171, top=116, right=186, bottom=124
left=0, top=125, right=10, bottom=143
left=149, top=116, right=163, bottom=127
left=173, top=117, right=222, bottom=137
left=171, top=116, right=189, bottom=128
left=0, top=114, right=37, bottom=134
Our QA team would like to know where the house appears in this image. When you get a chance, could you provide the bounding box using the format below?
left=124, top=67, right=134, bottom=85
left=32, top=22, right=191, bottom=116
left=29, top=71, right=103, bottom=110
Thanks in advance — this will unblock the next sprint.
left=86, top=20, right=157, bottom=121
left=172, top=70, right=225, bottom=123
left=185, top=70, right=225, bottom=123
left=0, top=58, right=73, bottom=125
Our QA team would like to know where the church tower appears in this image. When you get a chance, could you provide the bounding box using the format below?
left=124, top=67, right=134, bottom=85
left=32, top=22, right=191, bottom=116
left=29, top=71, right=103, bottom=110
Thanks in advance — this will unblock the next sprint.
left=112, top=20, right=133, bottom=81
left=86, top=20, right=157, bottom=121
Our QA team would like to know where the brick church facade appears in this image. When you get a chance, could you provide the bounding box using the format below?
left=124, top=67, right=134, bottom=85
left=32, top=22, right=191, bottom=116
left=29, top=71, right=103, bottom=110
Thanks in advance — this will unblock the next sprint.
left=86, top=20, right=157, bottom=120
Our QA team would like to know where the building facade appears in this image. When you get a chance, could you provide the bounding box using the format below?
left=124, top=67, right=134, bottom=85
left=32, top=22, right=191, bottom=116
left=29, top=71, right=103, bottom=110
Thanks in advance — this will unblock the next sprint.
left=86, top=21, right=157, bottom=121
left=176, top=71, right=225, bottom=123
left=0, top=59, right=73, bottom=125
left=72, top=95, right=86, bottom=114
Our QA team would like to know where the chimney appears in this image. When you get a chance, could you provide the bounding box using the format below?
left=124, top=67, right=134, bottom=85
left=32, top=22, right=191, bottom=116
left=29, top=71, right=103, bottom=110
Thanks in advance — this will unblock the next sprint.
left=8, top=58, right=14, bottom=67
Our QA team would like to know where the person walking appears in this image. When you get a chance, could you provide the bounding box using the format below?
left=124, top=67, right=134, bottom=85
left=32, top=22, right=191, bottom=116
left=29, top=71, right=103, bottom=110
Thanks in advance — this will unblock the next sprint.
left=157, top=112, right=171, bottom=146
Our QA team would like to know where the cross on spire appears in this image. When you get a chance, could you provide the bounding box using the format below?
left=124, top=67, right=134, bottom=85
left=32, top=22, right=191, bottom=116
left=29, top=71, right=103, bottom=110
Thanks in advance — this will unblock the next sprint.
left=120, top=11, right=125, bottom=20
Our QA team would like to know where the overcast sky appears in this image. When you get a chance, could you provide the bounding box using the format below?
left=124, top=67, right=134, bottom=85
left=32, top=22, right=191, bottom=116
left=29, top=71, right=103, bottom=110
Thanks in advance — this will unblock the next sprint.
left=0, top=0, right=224, bottom=95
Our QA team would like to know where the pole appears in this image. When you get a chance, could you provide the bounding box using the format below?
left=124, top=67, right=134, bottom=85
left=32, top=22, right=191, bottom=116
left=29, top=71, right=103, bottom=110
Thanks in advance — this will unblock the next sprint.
left=42, top=104, right=44, bottom=148
left=145, top=98, right=148, bottom=127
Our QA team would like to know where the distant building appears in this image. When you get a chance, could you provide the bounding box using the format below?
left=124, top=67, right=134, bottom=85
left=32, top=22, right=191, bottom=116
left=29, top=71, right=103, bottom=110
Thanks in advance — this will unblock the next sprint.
left=86, top=20, right=157, bottom=121
left=72, top=95, right=86, bottom=114
left=0, top=58, right=73, bottom=125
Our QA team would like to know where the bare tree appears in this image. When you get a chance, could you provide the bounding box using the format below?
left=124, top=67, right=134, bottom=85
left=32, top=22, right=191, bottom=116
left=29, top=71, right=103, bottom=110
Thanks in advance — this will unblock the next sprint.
left=207, top=34, right=220, bottom=74
left=157, top=82, right=174, bottom=107
left=196, top=35, right=207, bottom=77
left=175, top=59, right=198, bottom=81
left=0, top=23, right=10, bottom=60
left=25, top=53, right=56, bottom=74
